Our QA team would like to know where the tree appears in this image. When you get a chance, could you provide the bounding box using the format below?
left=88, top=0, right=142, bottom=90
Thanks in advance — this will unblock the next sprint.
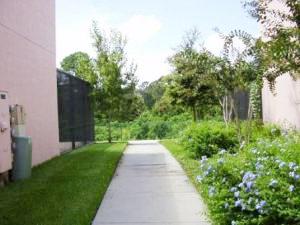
left=138, top=77, right=168, bottom=110
left=60, top=52, right=96, bottom=85
left=212, top=29, right=262, bottom=143
left=152, top=91, right=186, bottom=116
left=168, top=30, right=218, bottom=121
left=212, top=30, right=260, bottom=125
left=243, top=0, right=300, bottom=88
left=60, top=23, right=144, bottom=143
left=91, top=23, right=143, bottom=142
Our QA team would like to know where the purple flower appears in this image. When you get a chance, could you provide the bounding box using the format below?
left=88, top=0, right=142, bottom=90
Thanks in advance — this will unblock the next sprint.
left=219, top=149, right=226, bottom=154
left=235, top=199, right=242, bottom=207
left=217, top=158, right=224, bottom=165
left=200, top=156, right=208, bottom=165
left=224, top=202, right=229, bottom=209
left=251, top=148, right=258, bottom=154
left=246, top=181, right=253, bottom=191
left=235, top=199, right=246, bottom=210
left=289, top=171, right=295, bottom=178
left=234, top=191, right=240, bottom=198
left=243, top=171, right=256, bottom=182
left=209, top=186, right=216, bottom=197
left=201, top=155, right=207, bottom=161
left=255, top=162, right=264, bottom=170
left=279, top=161, right=286, bottom=168
left=206, top=165, right=214, bottom=174
left=289, top=185, right=295, bottom=192
left=196, top=175, right=203, bottom=183
left=230, top=187, right=238, bottom=192
left=256, top=200, right=266, bottom=213
left=269, top=179, right=278, bottom=187
left=289, top=162, right=297, bottom=170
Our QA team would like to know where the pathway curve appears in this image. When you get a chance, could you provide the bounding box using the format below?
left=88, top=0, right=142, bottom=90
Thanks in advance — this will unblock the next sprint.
left=92, top=140, right=211, bottom=225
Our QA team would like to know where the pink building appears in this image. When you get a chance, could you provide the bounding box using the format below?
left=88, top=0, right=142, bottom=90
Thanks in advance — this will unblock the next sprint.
left=263, top=76, right=300, bottom=130
left=261, top=1, right=300, bottom=130
left=0, top=0, right=59, bottom=172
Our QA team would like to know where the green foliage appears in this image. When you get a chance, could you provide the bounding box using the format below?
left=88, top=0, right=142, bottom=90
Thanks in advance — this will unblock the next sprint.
left=95, top=122, right=131, bottom=141
left=60, top=51, right=96, bottom=84
left=249, top=82, right=262, bottom=119
left=152, top=91, right=186, bottom=116
left=168, top=29, right=219, bottom=121
left=138, top=77, right=167, bottom=109
left=249, top=123, right=282, bottom=141
left=0, top=143, right=127, bottom=225
left=163, top=129, right=300, bottom=225
left=244, top=0, right=300, bottom=86
left=180, top=121, right=239, bottom=158
left=95, top=112, right=192, bottom=141
left=213, top=29, right=262, bottom=126
left=197, top=134, right=300, bottom=225
left=61, top=23, right=145, bottom=142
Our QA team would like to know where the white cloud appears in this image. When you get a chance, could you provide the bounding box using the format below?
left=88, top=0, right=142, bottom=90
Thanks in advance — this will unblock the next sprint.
left=204, top=33, right=248, bottom=62
left=119, top=15, right=162, bottom=45
left=204, top=33, right=224, bottom=56
left=56, top=13, right=111, bottom=65
left=132, top=51, right=172, bottom=82
left=56, top=8, right=166, bottom=82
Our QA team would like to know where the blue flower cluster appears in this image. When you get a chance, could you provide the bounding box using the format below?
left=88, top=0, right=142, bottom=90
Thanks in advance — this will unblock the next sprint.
left=195, top=135, right=300, bottom=224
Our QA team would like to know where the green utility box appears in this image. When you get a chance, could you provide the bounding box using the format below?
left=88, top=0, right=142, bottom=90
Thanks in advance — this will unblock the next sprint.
left=12, top=136, right=32, bottom=181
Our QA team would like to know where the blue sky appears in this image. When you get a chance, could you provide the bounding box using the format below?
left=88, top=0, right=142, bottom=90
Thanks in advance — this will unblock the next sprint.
left=56, top=0, right=259, bottom=82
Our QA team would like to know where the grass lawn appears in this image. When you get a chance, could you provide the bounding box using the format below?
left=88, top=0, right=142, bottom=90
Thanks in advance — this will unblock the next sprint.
left=0, top=143, right=127, bottom=225
left=160, top=140, right=211, bottom=215
left=161, top=140, right=201, bottom=183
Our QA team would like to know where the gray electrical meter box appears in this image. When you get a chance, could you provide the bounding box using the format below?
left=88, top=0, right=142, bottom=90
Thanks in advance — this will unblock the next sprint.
left=0, top=91, right=12, bottom=173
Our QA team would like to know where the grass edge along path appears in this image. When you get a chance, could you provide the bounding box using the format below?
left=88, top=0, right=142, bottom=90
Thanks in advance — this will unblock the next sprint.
left=161, top=140, right=214, bottom=222
left=0, top=143, right=127, bottom=225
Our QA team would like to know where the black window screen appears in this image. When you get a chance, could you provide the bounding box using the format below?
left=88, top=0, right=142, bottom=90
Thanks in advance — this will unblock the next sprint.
left=57, top=69, right=94, bottom=147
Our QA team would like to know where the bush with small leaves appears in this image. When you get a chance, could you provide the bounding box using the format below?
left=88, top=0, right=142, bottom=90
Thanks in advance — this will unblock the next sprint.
left=197, top=134, right=300, bottom=225
left=180, top=121, right=239, bottom=158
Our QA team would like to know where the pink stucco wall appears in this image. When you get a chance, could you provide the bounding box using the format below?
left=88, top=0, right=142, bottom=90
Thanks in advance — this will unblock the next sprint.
left=261, top=1, right=300, bottom=130
left=0, top=0, right=60, bottom=166
left=262, top=75, right=300, bottom=130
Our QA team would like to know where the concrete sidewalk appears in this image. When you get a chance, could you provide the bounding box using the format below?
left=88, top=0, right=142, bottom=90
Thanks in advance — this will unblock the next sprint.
left=92, top=140, right=211, bottom=225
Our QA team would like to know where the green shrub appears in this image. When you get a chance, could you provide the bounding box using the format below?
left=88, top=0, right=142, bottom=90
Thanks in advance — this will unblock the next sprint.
left=181, top=121, right=239, bottom=158
left=197, top=134, right=300, bottom=225
left=95, top=112, right=193, bottom=141
left=249, top=123, right=282, bottom=142
left=149, top=121, right=171, bottom=139
left=129, top=121, right=150, bottom=139
left=95, top=122, right=130, bottom=141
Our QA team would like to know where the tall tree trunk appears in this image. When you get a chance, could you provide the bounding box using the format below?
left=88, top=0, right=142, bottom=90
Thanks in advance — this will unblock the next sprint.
left=197, top=108, right=202, bottom=121
left=220, top=97, right=228, bottom=125
left=220, top=95, right=234, bottom=126
left=231, top=91, right=242, bottom=145
left=120, top=125, right=123, bottom=141
left=108, top=114, right=112, bottom=143
left=192, top=105, right=197, bottom=122
left=245, top=97, right=254, bottom=144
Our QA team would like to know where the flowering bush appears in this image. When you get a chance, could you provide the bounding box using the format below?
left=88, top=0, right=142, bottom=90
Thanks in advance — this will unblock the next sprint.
left=180, top=121, right=238, bottom=158
left=197, top=134, right=300, bottom=225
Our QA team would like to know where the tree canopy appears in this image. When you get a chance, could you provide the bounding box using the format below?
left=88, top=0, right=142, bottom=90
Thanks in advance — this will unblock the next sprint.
left=60, top=23, right=145, bottom=142
left=243, top=0, right=300, bottom=87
